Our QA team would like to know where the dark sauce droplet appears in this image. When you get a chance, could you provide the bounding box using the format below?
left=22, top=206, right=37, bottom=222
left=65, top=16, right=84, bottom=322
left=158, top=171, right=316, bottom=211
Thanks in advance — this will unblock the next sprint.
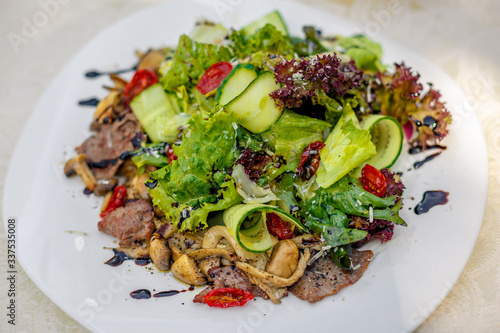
left=423, top=116, right=438, bottom=130
left=134, top=257, right=152, bottom=266
left=153, top=286, right=195, bottom=298
left=413, top=152, right=441, bottom=169
left=153, top=290, right=179, bottom=298
left=105, top=249, right=133, bottom=267
left=408, top=144, right=447, bottom=155
left=84, top=65, right=137, bottom=79
left=130, top=289, right=151, bottom=299
left=78, top=98, right=100, bottom=107
left=414, top=191, right=449, bottom=215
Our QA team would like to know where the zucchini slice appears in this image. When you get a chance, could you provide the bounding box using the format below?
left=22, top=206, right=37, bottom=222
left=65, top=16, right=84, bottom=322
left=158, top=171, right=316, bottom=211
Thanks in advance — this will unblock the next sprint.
left=225, top=71, right=283, bottom=133
left=215, top=64, right=258, bottom=105
left=360, top=114, right=403, bottom=170
left=223, top=204, right=306, bottom=253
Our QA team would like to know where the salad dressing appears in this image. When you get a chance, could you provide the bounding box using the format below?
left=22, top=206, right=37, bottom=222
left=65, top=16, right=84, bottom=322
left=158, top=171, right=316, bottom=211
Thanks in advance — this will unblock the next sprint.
left=129, top=286, right=195, bottom=299
left=78, top=98, right=100, bottom=107
left=413, top=152, right=441, bottom=169
left=84, top=65, right=137, bottom=79
left=130, top=289, right=151, bottom=299
left=105, top=249, right=152, bottom=267
left=414, top=191, right=449, bottom=215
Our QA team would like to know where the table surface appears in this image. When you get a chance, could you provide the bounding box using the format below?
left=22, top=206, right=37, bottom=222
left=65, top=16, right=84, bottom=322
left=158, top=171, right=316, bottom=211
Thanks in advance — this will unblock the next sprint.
left=1, top=0, right=499, bottom=332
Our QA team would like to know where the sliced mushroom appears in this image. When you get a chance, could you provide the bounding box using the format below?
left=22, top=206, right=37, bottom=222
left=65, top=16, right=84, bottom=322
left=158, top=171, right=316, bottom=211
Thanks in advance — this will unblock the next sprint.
left=93, top=178, right=119, bottom=196
left=171, top=254, right=207, bottom=286
left=202, top=226, right=268, bottom=270
left=188, top=248, right=237, bottom=263
left=169, top=233, right=202, bottom=254
left=116, top=158, right=138, bottom=178
left=248, top=275, right=287, bottom=304
left=235, top=248, right=311, bottom=288
left=137, top=49, right=166, bottom=71
left=265, top=240, right=299, bottom=279
left=64, top=154, right=97, bottom=191
left=93, top=91, right=119, bottom=125
left=109, top=73, right=128, bottom=91
left=117, top=242, right=150, bottom=259
left=149, top=233, right=171, bottom=271
left=128, top=172, right=151, bottom=199
left=292, top=234, right=323, bottom=251
left=198, top=257, right=221, bottom=281
left=169, top=241, right=183, bottom=262
left=156, top=222, right=178, bottom=240
left=100, top=191, right=113, bottom=215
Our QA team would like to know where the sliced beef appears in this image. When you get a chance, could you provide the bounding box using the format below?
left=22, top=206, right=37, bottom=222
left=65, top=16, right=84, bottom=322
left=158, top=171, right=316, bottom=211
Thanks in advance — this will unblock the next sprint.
left=193, top=266, right=266, bottom=303
left=97, top=199, right=154, bottom=247
left=77, top=113, right=144, bottom=180
left=289, top=249, right=373, bottom=303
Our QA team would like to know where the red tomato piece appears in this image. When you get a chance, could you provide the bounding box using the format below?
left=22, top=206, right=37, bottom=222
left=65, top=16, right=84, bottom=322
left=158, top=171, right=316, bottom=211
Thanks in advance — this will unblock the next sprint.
left=202, top=288, right=254, bottom=308
left=196, top=61, right=233, bottom=95
left=166, top=145, right=177, bottom=164
left=266, top=213, right=295, bottom=240
left=123, top=69, right=158, bottom=106
left=360, top=164, right=387, bottom=197
left=297, top=141, right=325, bottom=181
left=100, top=185, right=127, bottom=217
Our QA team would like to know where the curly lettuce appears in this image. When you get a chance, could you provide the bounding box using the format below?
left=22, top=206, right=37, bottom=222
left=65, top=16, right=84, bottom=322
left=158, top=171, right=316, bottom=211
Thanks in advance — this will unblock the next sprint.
left=146, top=110, right=242, bottom=231
left=371, top=63, right=452, bottom=150
left=160, top=34, right=232, bottom=91
left=230, top=23, right=294, bottom=66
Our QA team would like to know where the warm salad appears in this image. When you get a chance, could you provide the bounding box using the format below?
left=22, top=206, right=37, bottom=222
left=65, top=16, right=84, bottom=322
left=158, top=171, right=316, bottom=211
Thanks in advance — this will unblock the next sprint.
left=65, top=11, right=451, bottom=307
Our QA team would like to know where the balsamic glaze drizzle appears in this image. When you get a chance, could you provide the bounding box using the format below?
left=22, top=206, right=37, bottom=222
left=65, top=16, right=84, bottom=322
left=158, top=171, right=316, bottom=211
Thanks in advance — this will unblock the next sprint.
left=130, top=289, right=151, bottom=299
left=78, top=98, right=100, bottom=107
left=84, top=65, right=137, bottom=79
left=413, top=152, right=441, bottom=169
left=414, top=191, right=449, bottom=215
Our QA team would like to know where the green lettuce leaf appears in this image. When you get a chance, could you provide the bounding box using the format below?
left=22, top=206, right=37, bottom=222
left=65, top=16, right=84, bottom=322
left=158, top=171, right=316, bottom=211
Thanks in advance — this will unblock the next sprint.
left=316, top=103, right=376, bottom=188
left=130, top=143, right=170, bottom=174
left=160, top=34, right=232, bottom=91
left=147, top=110, right=242, bottom=231
left=261, top=109, right=330, bottom=172
left=301, top=173, right=406, bottom=247
left=327, top=35, right=385, bottom=73
left=230, top=24, right=294, bottom=66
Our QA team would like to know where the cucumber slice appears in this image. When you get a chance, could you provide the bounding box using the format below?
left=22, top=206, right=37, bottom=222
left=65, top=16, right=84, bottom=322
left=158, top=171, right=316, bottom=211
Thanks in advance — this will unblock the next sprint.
left=360, top=114, right=403, bottom=169
left=225, top=71, right=283, bottom=133
left=241, top=10, right=289, bottom=36
left=130, top=83, right=190, bottom=143
left=223, top=203, right=306, bottom=253
left=215, top=64, right=258, bottom=105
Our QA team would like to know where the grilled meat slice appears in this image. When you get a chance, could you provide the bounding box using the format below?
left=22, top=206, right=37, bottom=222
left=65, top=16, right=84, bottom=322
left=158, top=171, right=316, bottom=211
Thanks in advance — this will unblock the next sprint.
left=97, top=199, right=154, bottom=247
left=193, top=266, right=266, bottom=303
left=77, top=113, right=145, bottom=180
left=289, top=249, right=373, bottom=303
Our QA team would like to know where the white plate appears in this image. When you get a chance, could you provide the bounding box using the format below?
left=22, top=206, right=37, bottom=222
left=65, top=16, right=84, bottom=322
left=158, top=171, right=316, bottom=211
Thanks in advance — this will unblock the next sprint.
left=2, top=0, right=488, bottom=332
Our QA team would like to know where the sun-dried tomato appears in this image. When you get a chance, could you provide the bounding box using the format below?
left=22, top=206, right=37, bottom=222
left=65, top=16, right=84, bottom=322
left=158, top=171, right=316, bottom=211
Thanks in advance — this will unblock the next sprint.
left=297, top=141, right=325, bottom=180
left=196, top=61, right=233, bottom=95
left=202, top=288, right=254, bottom=308
left=266, top=213, right=295, bottom=240
left=100, top=185, right=127, bottom=217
